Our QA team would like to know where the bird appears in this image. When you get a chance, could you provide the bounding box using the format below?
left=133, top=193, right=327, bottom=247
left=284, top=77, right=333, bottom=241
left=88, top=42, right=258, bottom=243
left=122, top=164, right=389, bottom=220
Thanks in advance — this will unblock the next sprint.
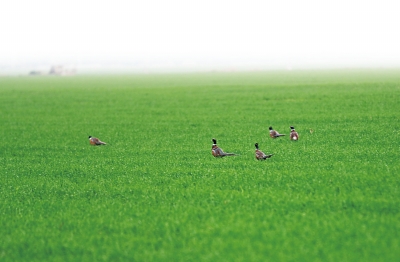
left=269, top=126, right=285, bottom=138
left=255, top=143, right=273, bottom=160
left=89, top=136, right=107, bottom=145
left=290, top=126, right=299, bottom=141
left=211, top=139, right=237, bottom=157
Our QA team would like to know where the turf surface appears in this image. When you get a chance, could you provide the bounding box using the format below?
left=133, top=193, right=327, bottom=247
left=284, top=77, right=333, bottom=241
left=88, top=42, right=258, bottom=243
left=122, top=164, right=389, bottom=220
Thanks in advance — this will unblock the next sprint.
left=0, top=70, right=399, bottom=261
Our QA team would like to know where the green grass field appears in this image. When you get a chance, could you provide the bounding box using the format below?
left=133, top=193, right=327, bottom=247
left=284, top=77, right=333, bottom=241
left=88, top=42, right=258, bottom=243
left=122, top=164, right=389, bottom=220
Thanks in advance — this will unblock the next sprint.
left=1, top=69, right=399, bottom=261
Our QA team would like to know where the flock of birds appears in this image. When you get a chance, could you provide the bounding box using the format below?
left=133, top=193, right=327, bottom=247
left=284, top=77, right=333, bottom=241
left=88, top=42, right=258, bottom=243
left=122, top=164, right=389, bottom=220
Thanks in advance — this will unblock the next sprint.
left=88, top=126, right=299, bottom=161
left=211, top=126, right=299, bottom=160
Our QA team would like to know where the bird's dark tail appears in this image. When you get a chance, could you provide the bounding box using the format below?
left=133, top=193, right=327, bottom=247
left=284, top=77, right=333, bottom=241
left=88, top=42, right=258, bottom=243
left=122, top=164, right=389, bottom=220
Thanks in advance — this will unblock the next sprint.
left=223, top=153, right=237, bottom=156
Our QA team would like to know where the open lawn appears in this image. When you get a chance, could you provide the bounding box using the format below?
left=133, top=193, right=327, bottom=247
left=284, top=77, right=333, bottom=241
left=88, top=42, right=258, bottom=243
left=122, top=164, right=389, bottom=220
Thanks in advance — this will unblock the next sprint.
left=0, top=69, right=399, bottom=261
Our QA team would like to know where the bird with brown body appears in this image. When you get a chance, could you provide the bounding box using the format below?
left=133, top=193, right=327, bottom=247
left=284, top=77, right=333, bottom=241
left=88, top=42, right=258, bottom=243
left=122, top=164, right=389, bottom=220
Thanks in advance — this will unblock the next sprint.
left=255, top=143, right=273, bottom=160
left=211, top=139, right=237, bottom=157
left=290, top=126, right=299, bottom=141
left=269, top=126, right=285, bottom=138
left=89, top=136, right=107, bottom=145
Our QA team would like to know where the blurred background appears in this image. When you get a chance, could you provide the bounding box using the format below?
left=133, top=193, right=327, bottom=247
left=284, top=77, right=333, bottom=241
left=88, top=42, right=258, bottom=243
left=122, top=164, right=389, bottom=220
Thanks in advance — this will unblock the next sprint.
left=1, top=0, right=399, bottom=75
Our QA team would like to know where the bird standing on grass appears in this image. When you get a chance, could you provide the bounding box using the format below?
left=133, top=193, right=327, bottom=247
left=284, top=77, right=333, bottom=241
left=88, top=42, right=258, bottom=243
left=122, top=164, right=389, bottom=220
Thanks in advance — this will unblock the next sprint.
left=269, top=126, right=285, bottom=138
left=89, top=136, right=107, bottom=145
left=290, top=126, right=299, bottom=141
left=211, top=139, right=237, bottom=157
left=255, top=143, right=273, bottom=160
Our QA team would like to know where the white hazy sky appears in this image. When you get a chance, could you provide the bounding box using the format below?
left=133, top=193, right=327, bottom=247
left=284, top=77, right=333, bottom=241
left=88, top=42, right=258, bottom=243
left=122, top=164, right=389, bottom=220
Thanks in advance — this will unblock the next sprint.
left=1, top=0, right=399, bottom=71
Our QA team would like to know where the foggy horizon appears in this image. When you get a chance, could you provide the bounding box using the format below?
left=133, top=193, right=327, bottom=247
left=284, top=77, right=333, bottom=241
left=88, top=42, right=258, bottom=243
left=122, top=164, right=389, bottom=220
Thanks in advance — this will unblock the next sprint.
left=1, top=0, right=399, bottom=74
